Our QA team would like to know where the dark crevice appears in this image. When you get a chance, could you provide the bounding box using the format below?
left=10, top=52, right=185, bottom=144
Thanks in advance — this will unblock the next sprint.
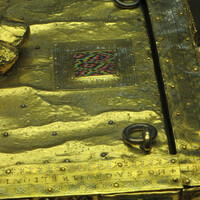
left=141, top=0, right=177, bottom=154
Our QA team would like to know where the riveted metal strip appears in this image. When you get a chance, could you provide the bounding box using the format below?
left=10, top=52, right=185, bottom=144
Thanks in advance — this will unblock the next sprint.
left=0, top=156, right=181, bottom=199
left=147, top=0, right=200, bottom=186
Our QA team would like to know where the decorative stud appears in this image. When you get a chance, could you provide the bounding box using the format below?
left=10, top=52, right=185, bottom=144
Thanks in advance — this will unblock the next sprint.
left=21, top=104, right=27, bottom=108
left=193, top=67, right=198, bottom=71
left=166, top=59, right=170, bottom=63
left=3, top=132, right=9, bottom=137
left=60, top=167, right=66, bottom=171
left=64, top=159, right=71, bottom=163
left=170, top=85, right=175, bottom=89
left=108, top=120, right=114, bottom=125
left=185, top=179, right=190, bottom=184
left=5, top=169, right=11, bottom=174
left=52, top=132, right=58, bottom=136
left=186, top=102, right=191, bottom=106
left=117, top=163, right=123, bottom=167
left=114, top=183, right=119, bottom=187
left=101, top=152, right=108, bottom=157
left=173, top=178, right=178, bottom=182
left=171, top=159, right=176, bottom=164
left=182, top=145, right=187, bottom=150
left=176, top=112, right=181, bottom=116
left=47, top=187, right=53, bottom=192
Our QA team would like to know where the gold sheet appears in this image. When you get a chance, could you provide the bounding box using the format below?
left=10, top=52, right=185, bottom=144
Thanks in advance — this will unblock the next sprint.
left=0, top=0, right=199, bottom=199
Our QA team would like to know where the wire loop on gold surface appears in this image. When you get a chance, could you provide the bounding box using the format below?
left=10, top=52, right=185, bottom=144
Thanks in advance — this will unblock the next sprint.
left=123, top=123, right=157, bottom=152
left=113, top=0, right=140, bottom=9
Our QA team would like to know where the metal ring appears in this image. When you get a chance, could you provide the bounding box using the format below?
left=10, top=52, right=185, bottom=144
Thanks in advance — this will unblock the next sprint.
left=122, top=123, right=157, bottom=145
left=114, top=0, right=140, bottom=9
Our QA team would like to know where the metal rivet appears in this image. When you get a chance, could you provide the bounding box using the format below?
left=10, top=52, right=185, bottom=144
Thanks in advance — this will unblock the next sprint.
left=35, top=46, right=40, bottom=50
left=60, top=167, right=66, bottom=171
left=114, top=183, right=119, bottom=187
left=21, top=104, right=27, bottom=108
left=171, top=159, right=176, bottom=164
left=108, top=120, right=114, bottom=125
left=117, top=163, right=123, bottom=167
left=64, top=159, right=71, bottom=163
left=179, top=76, right=184, bottom=79
left=176, top=112, right=181, bottom=116
left=47, top=187, right=53, bottom=192
left=171, top=85, right=175, bottom=89
left=193, top=67, right=198, bottom=71
left=182, top=145, right=187, bottom=150
left=173, top=178, right=178, bottom=182
left=166, top=59, right=170, bottom=63
left=101, top=152, right=108, bottom=157
left=3, top=132, right=9, bottom=137
left=52, top=132, right=58, bottom=136
left=185, top=179, right=190, bottom=184
left=5, top=169, right=11, bottom=174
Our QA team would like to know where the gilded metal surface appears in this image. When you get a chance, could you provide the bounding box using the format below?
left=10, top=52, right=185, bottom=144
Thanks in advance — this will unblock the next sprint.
left=0, top=0, right=200, bottom=199
left=0, top=17, right=29, bottom=74
left=0, top=0, right=177, bottom=198
left=0, top=40, right=18, bottom=74
left=147, top=0, right=200, bottom=188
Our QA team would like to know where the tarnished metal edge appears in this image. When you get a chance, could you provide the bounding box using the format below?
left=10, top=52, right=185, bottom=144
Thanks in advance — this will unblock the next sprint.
left=146, top=0, right=200, bottom=187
